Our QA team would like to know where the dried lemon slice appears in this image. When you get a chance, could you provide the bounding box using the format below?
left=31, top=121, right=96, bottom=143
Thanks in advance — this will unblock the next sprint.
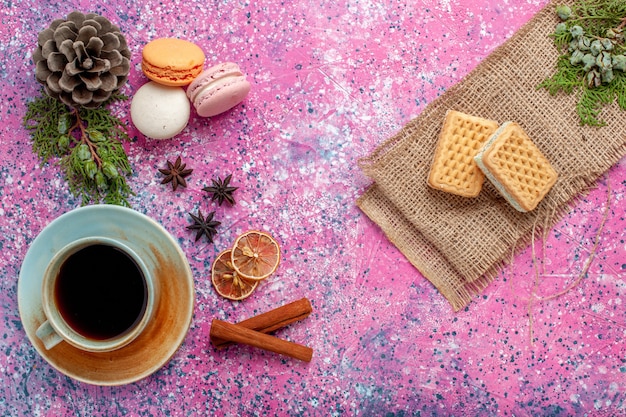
left=211, top=249, right=258, bottom=300
left=231, top=230, right=281, bottom=281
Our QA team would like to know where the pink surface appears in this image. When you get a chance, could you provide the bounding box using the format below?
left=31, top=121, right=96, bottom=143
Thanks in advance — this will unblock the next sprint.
left=1, top=0, right=625, bottom=415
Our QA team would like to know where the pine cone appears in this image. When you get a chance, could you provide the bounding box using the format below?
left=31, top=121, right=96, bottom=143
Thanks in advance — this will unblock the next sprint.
left=33, top=11, right=131, bottom=109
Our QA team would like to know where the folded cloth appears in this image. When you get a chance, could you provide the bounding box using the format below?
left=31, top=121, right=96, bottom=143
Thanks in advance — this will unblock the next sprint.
left=357, top=0, right=626, bottom=311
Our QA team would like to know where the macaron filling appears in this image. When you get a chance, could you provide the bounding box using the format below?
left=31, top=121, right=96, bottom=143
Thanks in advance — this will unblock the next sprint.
left=188, top=73, right=243, bottom=102
left=142, top=60, right=204, bottom=85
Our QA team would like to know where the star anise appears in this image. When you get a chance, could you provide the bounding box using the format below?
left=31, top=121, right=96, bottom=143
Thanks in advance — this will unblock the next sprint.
left=159, top=156, right=193, bottom=191
left=186, top=209, right=221, bottom=243
left=202, top=174, right=238, bottom=206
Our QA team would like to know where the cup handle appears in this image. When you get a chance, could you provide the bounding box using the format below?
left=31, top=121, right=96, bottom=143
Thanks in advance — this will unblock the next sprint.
left=35, top=320, right=63, bottom=350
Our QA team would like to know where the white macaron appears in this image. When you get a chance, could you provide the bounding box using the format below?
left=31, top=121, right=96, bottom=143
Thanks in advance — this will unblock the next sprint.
left=131, top=81, right=190, bottom=139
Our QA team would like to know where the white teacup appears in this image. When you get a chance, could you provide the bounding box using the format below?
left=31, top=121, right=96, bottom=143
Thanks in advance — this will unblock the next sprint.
left=35, top=237, right=157, bottom=352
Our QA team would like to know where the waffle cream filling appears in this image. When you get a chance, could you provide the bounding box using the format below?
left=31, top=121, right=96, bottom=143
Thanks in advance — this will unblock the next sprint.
left=474, top=122, right=526, bottom=212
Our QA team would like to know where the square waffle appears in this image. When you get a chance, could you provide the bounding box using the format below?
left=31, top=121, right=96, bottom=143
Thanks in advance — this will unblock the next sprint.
left=474, top=122, right=558, bottom=212
left=427, top=110, right=499, bottom=197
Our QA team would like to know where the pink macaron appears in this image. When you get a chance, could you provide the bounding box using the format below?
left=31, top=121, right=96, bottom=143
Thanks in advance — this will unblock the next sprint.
left=186, top=62, right=251, bottom=117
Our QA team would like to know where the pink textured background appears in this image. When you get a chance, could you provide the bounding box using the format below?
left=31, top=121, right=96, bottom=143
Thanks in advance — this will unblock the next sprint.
left=1, top=0, right=625, bottom=415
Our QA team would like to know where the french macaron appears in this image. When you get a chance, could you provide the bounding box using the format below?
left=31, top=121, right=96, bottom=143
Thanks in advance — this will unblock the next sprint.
left=186, top=62, right=251, bottom=117
left=141, top=38, right=205, bottom=86
left=130, top=81, right=190, bottom=140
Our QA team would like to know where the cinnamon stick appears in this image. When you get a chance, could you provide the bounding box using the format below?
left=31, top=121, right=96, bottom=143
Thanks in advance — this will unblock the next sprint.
left=210, top=298, right=312, bottom=349
left=210, top=319, right=313, bottom=362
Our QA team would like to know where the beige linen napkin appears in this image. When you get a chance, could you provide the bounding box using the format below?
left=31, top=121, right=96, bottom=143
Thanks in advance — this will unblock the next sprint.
left=357, top=0, right=626, bottom=311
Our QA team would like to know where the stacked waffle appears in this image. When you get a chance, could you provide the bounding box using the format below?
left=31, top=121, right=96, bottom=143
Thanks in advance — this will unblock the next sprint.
left=428, top=111, right=557, bottom=212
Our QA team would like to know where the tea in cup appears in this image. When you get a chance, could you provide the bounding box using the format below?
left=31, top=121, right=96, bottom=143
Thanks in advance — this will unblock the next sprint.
left=36, top=237, right=157, bottom=352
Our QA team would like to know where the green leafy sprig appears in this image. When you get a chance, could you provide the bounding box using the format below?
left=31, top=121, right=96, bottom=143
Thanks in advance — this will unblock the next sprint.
left=538, top=0, right=626, bottom=126
left=23, top=92, right=134, bottom=206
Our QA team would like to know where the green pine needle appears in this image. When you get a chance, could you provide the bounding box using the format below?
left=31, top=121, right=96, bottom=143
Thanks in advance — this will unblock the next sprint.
left=538, top=55, right=585, bottom=96
left=23, top=92, right=135, bottom=206
left=565, top=0, right=626, bottom=37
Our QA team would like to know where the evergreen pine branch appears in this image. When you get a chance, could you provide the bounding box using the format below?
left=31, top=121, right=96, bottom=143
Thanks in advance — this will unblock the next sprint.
left=23, top=95, right=69, bottom=163
left=538, top=1, right=626, bottom=126
left=566, top=0, right=626, bottom=37
left=538, top=55, right=585, bottom=95
left=23, top=91, right=135, bottom=207
left=577, top=85, right=609, bottom=126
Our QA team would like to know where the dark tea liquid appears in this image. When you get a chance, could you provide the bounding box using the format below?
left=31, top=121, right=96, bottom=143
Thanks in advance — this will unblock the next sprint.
left=55, top=244, right=148, bottom=340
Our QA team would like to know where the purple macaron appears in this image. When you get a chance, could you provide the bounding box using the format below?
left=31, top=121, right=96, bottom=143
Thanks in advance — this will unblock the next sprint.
left=186, top=62, right=251, bottom=117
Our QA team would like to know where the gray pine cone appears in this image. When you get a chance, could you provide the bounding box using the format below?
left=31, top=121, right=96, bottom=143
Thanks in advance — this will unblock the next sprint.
left=33, top=11, right=131, bottom=109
